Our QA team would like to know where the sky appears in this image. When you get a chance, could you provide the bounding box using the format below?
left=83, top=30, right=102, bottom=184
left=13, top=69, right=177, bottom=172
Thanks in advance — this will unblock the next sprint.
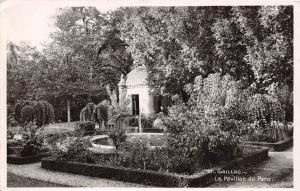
left=0, top=0, right=120, bottom=49
left=0, top=0, right=295, bottom=49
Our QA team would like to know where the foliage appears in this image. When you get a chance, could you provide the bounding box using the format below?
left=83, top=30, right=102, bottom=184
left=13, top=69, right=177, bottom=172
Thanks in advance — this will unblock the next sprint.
left=80, top=102, right=96, bottom=121
left=107, top=100, right=129, bottom=151
left=243, top=6, right=293, bottom=90
left=119, top=141, right=166, bottom=170
left=162, top=73, right=245, bottom=167
left=7, top=42, right=44, bottom=103
left=108, top=126, right=127, bottom=152
left=117, top=140, right=200, bottom=174
left=208, top=130, right=242, bottom=162
left=80, top=100, right=110, bottom=130
left=267, top=83, right=293, bottom=121
left=125, top=116, right=154, bottom=129
left=75, top=121, right=96, bottom=136
left=13, top=102, right=23, bottom=124
left=41, top=100, right=55, bottom=125
left=95, top=100, right=109, bottom=122
left=116, top=6, right=293, bottom=100
left=107, top=98, right=130, bottom=126
left=7, top=6, right=293, bottom=125
left=12, top=121, right=45, bottom=156
left=16, top=100, right=54, bottom=127
left=118, top=7, right=220, bottom=99
left=105, top=98, right=129, bottom=154
left=47, top=136, right=96, bottom=163
left=7, top=6, right=294, bottom=170
left=21, top=105, right=36, bottom=124
left=245, top=93, right=286, bottom=142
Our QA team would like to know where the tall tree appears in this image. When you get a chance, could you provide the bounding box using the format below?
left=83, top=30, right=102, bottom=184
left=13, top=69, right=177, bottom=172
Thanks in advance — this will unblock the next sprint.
left=118, top=7, right=232, bottom=100
left=7, top=42, right=43, bottom=103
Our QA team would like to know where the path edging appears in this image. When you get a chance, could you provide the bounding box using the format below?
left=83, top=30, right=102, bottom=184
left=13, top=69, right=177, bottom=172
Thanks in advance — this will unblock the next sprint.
left=41, top=145, right=268, bottom=187
left=245, top=137, right=293, bottom=151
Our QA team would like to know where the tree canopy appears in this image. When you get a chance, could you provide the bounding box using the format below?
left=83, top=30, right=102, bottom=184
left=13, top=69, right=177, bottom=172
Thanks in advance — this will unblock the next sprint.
left=7, top=6, right=293, bottom=120
left=117, top=6, right=293, bottom=99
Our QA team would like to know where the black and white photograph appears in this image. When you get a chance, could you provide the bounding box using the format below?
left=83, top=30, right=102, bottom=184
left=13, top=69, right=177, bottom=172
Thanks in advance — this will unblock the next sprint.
left=0, top=0, right=296, bottom=189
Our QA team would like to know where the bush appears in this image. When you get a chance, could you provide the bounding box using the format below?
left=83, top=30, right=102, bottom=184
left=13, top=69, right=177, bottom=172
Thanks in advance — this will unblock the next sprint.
left=13, top=102, right=23, bottom=124
left=80, top=100, right=110, bottom=130
left=267, top=83, right=293, bottom=122
left=41, top=100, right=55, bottom=125
left=208, top=130, right=242, bottom=162
left=61, top=138, right=95, bottom=163
left=119, top=141, right=161, bottom=170
left=21, top=105, right=36, bottom=124
left=96, top=100, right=109, bottom=121
left=20, top=144, right=36, bottom=156
left=108, top=126, right=127, bottom=152
left=80, top=102, right=96, bottom=122
left=47, top=136, right=97, bottom=164
left=95, top=100, right=109, bottom=129
left=11, top=121, right=45, bottom=156
left=246, top=93, right=286, bottom=142
left=15, top=100, right=54, bottom=127
left=10, top=119, right=18, bottom=127
left=118, top=141, right=196, bottom=174
left=161, top=73, right=245, bottom=169
left=76, top=121, right=96, bottom=136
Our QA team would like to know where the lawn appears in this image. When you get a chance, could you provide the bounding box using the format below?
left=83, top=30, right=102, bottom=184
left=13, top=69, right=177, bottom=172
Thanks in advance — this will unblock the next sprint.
left=7, top=122, right=77, bottom=137
left=7, top=172, right=68, bottom=187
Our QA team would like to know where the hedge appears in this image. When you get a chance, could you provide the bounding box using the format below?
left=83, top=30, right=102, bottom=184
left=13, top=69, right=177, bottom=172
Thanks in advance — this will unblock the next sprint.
left=76, top=121, right=96, bottom=136
left=14, top=100, right=54, bottom=127
left=245, top=137, right=293, bottom=151
left=8, top=152, right=50, bottom=165
left=42, top=145, right=268, bottom=187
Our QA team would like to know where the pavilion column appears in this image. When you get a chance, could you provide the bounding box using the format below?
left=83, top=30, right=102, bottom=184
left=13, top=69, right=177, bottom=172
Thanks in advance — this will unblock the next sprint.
left=147, top=94, right=155, bottom=115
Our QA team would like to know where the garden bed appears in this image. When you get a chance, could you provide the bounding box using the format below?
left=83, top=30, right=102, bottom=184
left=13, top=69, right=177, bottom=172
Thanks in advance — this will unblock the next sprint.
left=8, top=152, right=50, bottom=165
left=245, top=137, right=293, bottom=151
left=41, top=145, right=268, bottom=187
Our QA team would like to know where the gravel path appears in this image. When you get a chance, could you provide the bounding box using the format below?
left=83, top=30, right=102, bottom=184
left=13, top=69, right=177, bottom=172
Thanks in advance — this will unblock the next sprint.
left=7, top=162, right=149, bottom=187
left=7, top=172, right=67, bottom=187
left=211, top=147, right=293, bottom=188
left=7, top=146, right=293, bottom=187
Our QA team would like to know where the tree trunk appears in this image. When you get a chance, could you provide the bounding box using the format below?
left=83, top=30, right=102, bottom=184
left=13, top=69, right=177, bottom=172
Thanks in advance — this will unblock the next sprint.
left=67, top=98, right=71, bottom=123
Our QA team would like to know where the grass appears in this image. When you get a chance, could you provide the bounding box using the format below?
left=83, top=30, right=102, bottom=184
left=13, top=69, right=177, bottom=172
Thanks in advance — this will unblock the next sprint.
left=7, top=122, right=77, bottom=138
left=7, top=172, right=68, bottom=187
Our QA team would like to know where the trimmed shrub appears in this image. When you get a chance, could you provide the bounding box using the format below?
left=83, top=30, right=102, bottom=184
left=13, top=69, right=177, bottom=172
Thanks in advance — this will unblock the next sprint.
left=37, top=101, right=46, bottom=125
left=80, top=102, right=96, bottom=122
left=21, top=105, right=36, bottom=124
left=95, top=100, right=109, bottom=123
left=86, top=102, right=96, bottom=121
left=20, top=144, right=36, bottom=157
left=16, top=100, right=54, bottom=127
left=14, top=102, right=23, bottom=124
left=33, top=102, right=43, bottom=127
left=76, top=121, right=96, bottom=136
left=41, top=100, right=55, bottom=125
left=79, top=107, right=86, bottom=121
